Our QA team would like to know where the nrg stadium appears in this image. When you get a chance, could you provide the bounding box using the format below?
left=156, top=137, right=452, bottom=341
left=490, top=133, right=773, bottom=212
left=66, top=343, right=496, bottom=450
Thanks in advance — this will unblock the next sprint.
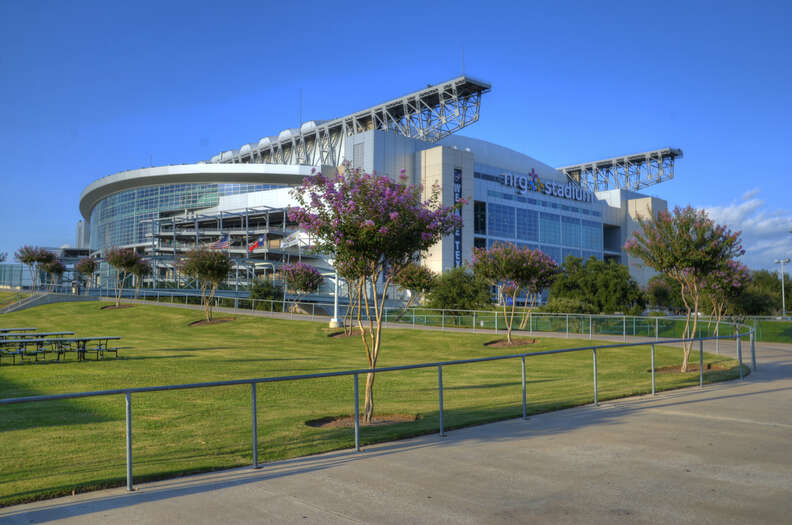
left=76, top=76, right=682, bottom=297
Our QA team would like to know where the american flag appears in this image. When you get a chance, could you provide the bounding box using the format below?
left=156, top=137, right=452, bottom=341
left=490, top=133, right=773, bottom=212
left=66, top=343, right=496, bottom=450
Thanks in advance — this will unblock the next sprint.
left=210, top=233, right=231, bottom=250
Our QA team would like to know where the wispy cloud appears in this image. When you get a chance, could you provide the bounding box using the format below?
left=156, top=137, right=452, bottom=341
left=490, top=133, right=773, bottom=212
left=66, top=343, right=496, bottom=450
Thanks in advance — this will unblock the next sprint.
left=704, top=191, right=792, bottom=270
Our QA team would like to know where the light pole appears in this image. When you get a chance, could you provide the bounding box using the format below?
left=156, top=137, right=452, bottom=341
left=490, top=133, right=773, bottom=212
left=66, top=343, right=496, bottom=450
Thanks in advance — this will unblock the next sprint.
left=775, top=257, right=790, bottom=318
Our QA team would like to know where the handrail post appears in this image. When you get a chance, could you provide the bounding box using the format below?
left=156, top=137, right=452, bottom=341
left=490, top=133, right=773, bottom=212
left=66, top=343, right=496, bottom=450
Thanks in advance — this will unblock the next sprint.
left=650, top=344, right=656, bottom=396
left=354, top=373, right=360, bottom=452
left=737, top=332, right=744, bottom=380
left=521, top=356, right=527, bottom=419
left=655, top=317, right=658, bottom=340
left=750, top=330, right=757, bottom=371
left=623, top=316, right=626, bottom=342
left=699, top=339, right=704, bottom=388
left=125, top=392, right=134, bottom=491
left=566, top=314, right=569, bottom=338
left=715, top=324, right=720, bottom=354
left=592, top=348, right=598, bottom=406
left=251, top=383, right=259, bottom=468
left=473, top=311, right=476, bottom=333
left=438, top=365, right=445, bottom=437
left=589, top=315, right=592, bottom=340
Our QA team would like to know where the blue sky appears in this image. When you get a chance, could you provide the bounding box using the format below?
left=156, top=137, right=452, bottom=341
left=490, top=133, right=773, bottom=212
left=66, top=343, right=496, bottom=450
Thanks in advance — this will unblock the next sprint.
left=1, top=0, right=790, bottom=270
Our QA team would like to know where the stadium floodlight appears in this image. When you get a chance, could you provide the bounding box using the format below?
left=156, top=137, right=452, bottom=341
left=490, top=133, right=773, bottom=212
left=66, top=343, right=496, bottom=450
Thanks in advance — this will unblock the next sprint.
left=775, top=257, right=791, bottom=318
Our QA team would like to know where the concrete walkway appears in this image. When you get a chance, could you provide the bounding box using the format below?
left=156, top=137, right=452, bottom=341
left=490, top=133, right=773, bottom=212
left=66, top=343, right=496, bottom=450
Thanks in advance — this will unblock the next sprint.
left=2, top=342, right=790, bottom=524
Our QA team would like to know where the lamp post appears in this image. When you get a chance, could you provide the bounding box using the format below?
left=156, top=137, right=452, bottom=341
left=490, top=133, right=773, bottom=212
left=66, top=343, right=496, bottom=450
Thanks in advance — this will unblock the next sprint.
left=775, top=257, right=790, bottom=319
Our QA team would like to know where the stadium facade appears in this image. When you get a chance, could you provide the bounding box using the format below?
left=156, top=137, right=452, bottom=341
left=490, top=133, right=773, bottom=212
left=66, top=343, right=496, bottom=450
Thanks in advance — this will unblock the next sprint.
left=76, top=76, right=681, bottom=294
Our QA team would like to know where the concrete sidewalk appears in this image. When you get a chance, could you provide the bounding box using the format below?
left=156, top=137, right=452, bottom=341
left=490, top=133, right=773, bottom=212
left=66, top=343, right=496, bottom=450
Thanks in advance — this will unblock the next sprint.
left=2, top=343, right=790, bottom=524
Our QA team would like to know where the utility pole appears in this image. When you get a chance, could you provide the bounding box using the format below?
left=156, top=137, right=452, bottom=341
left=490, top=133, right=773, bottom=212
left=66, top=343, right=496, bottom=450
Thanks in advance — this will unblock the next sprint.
left=775, top=257, right=790, bottom=318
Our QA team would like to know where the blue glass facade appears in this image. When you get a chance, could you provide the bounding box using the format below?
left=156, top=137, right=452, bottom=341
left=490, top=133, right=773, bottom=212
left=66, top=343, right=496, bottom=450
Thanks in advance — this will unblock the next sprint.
left=89, top=183, right=282, bottom=251
left=474, top=170, right=604, bottom=265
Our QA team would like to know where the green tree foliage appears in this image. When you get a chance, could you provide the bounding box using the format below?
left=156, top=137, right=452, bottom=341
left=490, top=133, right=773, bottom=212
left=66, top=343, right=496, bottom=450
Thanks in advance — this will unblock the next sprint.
left=290, top=167, right=462, bottom=422
left=646, top=275, right=684, bottom=313
left=181, top=248, right=232, bottom=321
left=393, top=262, right=436, bottom=310
left=550, top=256, right=646, bottom=315
left=625, top=206, right=743, bottom=372
left=471, top=243, right=559, bottom=343
left=106, top=248, right=142, bottom=307
left=735, top=269, right=791, bottom=315
left=249, top=278, right=284, bottom=302
left=427, top=267, right=491, bottom=314
left=541, top=296, right=597, bottom=314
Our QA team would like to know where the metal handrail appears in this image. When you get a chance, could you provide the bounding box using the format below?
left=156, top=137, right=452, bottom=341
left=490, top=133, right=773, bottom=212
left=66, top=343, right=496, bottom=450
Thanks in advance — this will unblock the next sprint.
left=0, top=323, right=755, bottom=493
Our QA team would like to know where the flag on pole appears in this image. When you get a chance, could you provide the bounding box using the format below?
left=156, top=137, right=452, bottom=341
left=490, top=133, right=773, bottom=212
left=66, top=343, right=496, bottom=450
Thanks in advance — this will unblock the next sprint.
left=210, top=233, right=231, bottom=250
left=248, top=234, right=266, bottom=252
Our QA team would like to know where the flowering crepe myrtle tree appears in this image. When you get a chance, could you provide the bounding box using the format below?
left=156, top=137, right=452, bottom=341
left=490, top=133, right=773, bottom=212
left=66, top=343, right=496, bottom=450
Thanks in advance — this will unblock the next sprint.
left=471, top=242, right=559, bottom=344
left=130, top=258, right=152, bottom=299
left=625, top=206, right=744, bottom=372
left=705, top=259, right=751, bottom=340
left=75, top=257, right=97, bottom=288
left=181, top=248, right=232, bottom=322
left=41, top=259, right=65, bottom=291
left=282, top=262, right=323, bottom=310
left=289, top=168, right=463, bottom=422
left=106, top=247, right=142, bottom=307
left=15, top=246, right=54, bottom=293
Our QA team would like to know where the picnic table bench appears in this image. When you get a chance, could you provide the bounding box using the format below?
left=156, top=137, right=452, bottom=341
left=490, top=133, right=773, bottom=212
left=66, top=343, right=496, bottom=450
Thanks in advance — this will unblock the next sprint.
left=0, top=331, right=74, bottom=340
left=0, top=336, right=123, bottom=365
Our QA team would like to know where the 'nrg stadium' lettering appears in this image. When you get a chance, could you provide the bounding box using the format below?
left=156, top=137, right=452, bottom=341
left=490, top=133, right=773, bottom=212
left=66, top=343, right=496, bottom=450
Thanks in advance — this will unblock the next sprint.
left=502, top=168, right=593, bottom=203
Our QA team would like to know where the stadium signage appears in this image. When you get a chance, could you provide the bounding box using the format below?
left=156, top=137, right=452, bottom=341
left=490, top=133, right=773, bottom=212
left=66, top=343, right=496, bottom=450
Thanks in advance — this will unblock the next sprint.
left=502, top=169, right=593, bottom=203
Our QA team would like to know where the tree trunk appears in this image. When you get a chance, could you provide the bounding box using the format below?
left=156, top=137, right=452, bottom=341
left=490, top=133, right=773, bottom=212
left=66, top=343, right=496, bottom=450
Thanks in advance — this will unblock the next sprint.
left=363, top=371, right=375, bottom=422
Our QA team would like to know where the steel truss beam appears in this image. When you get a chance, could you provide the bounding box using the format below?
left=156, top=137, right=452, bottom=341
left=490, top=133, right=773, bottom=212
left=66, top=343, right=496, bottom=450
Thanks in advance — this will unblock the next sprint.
left=214, top=76, right=491, bottom=167
left=558, top=148, right=683, bottom=192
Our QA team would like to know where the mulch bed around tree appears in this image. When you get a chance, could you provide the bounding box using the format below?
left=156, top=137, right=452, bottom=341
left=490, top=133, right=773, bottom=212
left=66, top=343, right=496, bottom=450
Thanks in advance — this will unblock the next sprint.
left=484, top=337, right=538, bottom=348
left=306, top=414, right=419, bottom=428
left=650, top=363, right=732, bottom=374
left=188, top=317, right=236, bottom=327
left=100, top=304, right=135, bottom=310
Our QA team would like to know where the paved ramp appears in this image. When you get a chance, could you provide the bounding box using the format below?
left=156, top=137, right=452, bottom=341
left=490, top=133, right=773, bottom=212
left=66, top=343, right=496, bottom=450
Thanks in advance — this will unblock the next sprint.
left=2, top=342, right=791, bottom=524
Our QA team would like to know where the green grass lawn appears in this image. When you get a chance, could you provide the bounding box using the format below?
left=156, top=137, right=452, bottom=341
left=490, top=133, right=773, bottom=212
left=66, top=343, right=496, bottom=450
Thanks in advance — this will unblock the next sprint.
left=754, top=319, right=792, bottom=343
left=0, top=291, right=28, bottom=310
left=0, top=302, right=744, bottom=506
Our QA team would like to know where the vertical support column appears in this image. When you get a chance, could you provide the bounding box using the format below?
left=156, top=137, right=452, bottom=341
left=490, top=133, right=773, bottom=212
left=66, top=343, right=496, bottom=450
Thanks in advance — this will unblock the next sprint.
left=354, top=373, right=360, bottom=452
left=655, top=317, right=659, bottom=341
left=699, top=339, right=704, bottom=388
left=750, top=331, right=757, bottom=371
left=125, top=392, right=134, bottom=491
left=473, top=311, right=476, bottom=333
left=521, top=356, right=527, bottom=420
left=650, top=344, right=656, bottom=396
left=623, top=316, right=626, bottom=342
left=737, top=333, right=744, bottom=380
left=251, top=383, right=259, bottom=468
left=438, top=365, right=445, bottom=437
left=715, top=324, right=720, bottom=354
left=441, top=311, right=445, bottom=331
left=589, top=315, right=592, bottom=340
left=566, top=314, right=569, bottom=338
left=529, top=312, right=533, bottom=334
left=592, top=349, right=598, bottom=407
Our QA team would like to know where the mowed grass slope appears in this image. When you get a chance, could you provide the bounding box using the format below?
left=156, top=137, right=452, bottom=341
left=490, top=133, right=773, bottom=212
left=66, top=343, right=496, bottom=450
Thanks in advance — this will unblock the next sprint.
left=0, top=302, right=743, bottom=506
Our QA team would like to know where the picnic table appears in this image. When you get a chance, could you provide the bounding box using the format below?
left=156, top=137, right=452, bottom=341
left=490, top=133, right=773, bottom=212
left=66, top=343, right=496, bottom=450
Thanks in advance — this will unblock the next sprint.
left=0, top=331, right=75, bottom=340
left=0, top=336, right=123, bottom=365
left=0, top=327, right=36, bottom=333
